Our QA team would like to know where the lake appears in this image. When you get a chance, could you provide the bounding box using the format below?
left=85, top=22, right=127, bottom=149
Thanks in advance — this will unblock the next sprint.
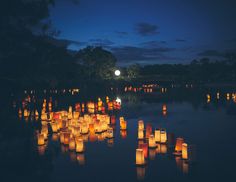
left=0, top=85, right=236, bottom=182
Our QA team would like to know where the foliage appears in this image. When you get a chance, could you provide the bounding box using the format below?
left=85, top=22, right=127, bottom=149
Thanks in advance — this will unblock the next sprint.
left=75, top=46, right=117, bottom=80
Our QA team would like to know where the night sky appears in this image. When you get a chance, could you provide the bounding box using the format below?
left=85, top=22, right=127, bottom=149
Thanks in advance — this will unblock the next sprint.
left=49, top=0, right=236, bottom=66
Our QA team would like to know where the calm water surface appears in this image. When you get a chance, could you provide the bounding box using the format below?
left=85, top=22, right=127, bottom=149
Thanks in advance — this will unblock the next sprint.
left=0, top=87, right=236, bottom=182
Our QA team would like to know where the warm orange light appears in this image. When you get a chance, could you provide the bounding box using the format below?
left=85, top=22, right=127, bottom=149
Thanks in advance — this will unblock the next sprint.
left=174, top=137, right=184, bottom=155
left=182, top=143, right=188, bottom=160
left=136, top=149, right=145, bottom=165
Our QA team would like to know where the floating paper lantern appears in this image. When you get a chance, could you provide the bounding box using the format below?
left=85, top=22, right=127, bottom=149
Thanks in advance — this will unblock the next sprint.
left=81, top=123, right=89, bottom=134
left=120, top=120, right=127, bottom=130
left=51, top=122, right=58, bottom=133
left=136, top=149, right=145, bottom=165
left=69, top=137, right=76, bottom=151
left=64, top=132, right=70, bottom=145
left=106, top=127, right=114, bottom=139
left=138, top=129, right=144, bottom=140
left=138, top=120, right=144, bottom=130
left=162, top=104, right=167, bottom=111
left=139, top=143, right=148, bottom=158
left=160, top=129, right=167, bottom=143
left=41, top=113, right=47, bottom=120
left=60, top=132, right=65, bottom=143
left=173, top=137, right=184, bottom=155
left=148, top=135, right=156, bottom=148
left=182, top=143, right=188, bottom=160
left=154, top=129, right=161, bottom=142
left=37, top=134, right=45, bottom=145
left=111, top=115, right=116, bottom=125
left=76, top=138, right=84, bottom=153
left=146, top=123, right=152, bottom=139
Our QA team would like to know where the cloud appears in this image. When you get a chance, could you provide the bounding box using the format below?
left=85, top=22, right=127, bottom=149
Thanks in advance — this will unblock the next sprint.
left=111, top=45, right=175, bottom=65
left=140, top=40, right=167, bottom=48
left=176, top=39, right=186, bottom=42
left=115, top=31, right=128, bottom=36
left=89, top=39, right=115, bottom=47
left=135, top=22, right=159, bottom=36
left=198, top=49, right=236, bottom=59
left=44, top=37, right=84, bottom=48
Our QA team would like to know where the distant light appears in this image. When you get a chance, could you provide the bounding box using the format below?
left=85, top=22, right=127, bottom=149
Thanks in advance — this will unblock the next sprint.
left=115, top=69, right=121, bottom=76
left=116, top=97, right=121, bottom=104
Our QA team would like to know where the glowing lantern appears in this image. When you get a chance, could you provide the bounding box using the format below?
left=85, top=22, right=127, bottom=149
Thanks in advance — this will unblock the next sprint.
left=139, top=143, right=148, bottom=158
left=173, top=137, right=184, bottom=155
left=111, top=115, right=116, bottom=125
left=69, top=137, right=76, bottom=151
left=136, top=149, right=145, bottom=165
left=138, top=120, right=144, bottom=130
left=51, top=122, right=58, bottom=133
left=154, top=129, right=161, bottom=142
left=162, top=104, right=167, bottom=112
left=98, top=98, right=103, bottom=107
left=146, top=123, right=152, bottom=139
left=41, top=113, right=47, bottom=120
left=138, top=129, right=144, bottom=140
left=120, top=120, right=127, bottom=130
left=160, top=129, right=167, bottom=143
left=182, top=143, right=188, bottom=160
left=81, top=123, right=89, bottom=134
left=60, top=132, right=65, bottom=143
left=227, top=93, right=230, bottom=100
left=217, top=92, right=220, bottom=99
left=73, top=111, right=80, bottom=119
left=106, top=127, right=114, bottom=139
left=76, top=138, right=84, bottom=153
left=64, top=132, right=70, bottom=145
left=37, top=134, right=45, bottom=145
left=52, top=133, right=59, bottom=141
left=23, top=109, right=29, bottom=117
left=148, top=135, right=156, bottom=148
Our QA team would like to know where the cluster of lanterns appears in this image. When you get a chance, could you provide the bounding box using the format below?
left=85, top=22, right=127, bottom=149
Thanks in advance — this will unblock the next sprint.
left=206, top=92, right=236, bottom=103
left=135, top=120, right=196, bottom=179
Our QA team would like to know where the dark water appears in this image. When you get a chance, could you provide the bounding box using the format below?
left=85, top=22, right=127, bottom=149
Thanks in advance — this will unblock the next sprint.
left=0, top=87, right=236, bottom=182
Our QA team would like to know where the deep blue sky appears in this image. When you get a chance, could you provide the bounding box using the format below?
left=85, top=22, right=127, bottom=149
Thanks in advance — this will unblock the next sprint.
left=49, top=0, right=236, bottom=66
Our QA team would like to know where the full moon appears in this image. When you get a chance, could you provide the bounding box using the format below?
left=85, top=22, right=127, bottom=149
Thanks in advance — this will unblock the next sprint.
left=114, top=69, right=121, bottom=76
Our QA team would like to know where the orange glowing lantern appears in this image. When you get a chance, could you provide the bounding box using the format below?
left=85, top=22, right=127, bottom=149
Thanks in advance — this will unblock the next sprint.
left=106, top=127, right=114, bottom=138
left=148, top=134, right=156, bottom=148
left=111, top=115, right=116, bottom=125
left=145, top=123, right=152, bottom=139
left=37, top=134, right=45, bottom=145
left=69, top=137, right=76, bottom=151
left=138, top=120, right=144, bottom=130
left=154, top=129, right=161, bottom=142
left=173, top=137, right=184, bottom=155
left=76, top=138, right=84, bottom=153
left=139, top=143, right=148, bottom=158
left=182, top=143, right=188, bottom=160
left=64, top=132, right=70, bottom=145
left=160, top=129, right=167, bottom=143
left=136, top=149, right=145, bottom=166
left=162, top=104, right=167, bottom=112
left=51, top=122, right=58, bottom=133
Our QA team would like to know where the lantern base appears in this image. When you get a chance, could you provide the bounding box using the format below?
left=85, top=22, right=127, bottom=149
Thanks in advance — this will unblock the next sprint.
left=149, top=146, right=157, bottom=149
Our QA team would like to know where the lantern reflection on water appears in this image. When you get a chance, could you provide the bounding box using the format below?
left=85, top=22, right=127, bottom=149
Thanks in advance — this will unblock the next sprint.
left=77, top=153, right=85, bottom=165
left=120, top=118, right=127, bottom=130
left=138, top=129, right=144, bottom=140
left=136, top=149, right=145, bottom=165
left=120, top=130, right=127, bottom=139
left=149, top=148, right=156, bottom=160
left=136, top=166, right=145, bottom=181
